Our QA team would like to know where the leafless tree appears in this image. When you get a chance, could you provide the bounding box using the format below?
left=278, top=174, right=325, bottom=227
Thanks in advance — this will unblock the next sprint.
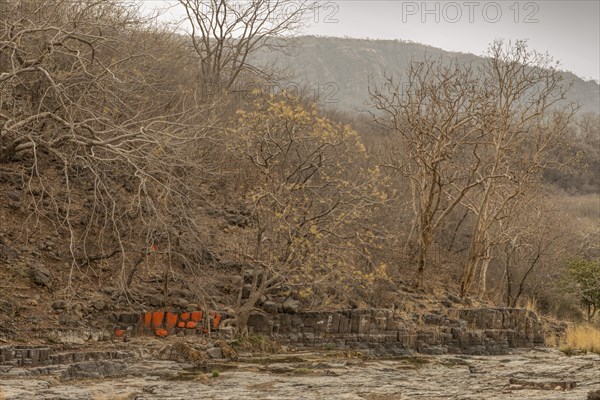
left=369, top=40, right=575, bottom=296
left=178, top=0, right=307, bottom=100
left=0, top=0, right=215, bottom=299
left=369, top=59, right=486, bottom=281
left=472, top=189, right=571, bottom=306
left=459, top=40, right=575, bottom=297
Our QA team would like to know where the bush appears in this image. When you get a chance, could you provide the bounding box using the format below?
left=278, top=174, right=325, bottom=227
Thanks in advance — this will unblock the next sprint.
left=565, top=258, right=600, bottom=321
left=559, top=325, right=600, bottom=355
left=230, top=335, right=281, bottom=354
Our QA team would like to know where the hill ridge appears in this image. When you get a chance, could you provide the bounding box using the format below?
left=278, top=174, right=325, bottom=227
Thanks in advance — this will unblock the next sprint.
left=255, top=35, right=600, bottom=114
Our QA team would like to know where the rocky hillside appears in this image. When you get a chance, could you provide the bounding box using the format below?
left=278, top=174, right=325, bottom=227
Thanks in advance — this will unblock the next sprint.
left=254, top=36, right=600, bottom=114
left=1, top=0, right=597, bottom=350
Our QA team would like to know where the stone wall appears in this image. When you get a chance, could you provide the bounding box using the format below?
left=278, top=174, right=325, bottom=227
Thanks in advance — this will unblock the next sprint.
left=0, top=345, right=129, bottom=367
left=109, top=307, right=544, bottom=355
left=0, top=307, right=545, bottom=367
left=109, top=309, right=227, bottom=338
left=246, top=307, right=545, bottom=355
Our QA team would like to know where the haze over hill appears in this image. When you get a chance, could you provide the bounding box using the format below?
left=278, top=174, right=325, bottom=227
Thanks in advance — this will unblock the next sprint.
left=255, top=36, right=600, bottom=115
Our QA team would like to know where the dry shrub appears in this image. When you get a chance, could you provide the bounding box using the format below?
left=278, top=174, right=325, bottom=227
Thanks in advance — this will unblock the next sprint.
left=230, top=335, right=281, bottom=354
left=545, top=332, right=558, bottom=348
left=524, top=297, right=540, bottom=314
left=560, top=324, right=600, bottom=354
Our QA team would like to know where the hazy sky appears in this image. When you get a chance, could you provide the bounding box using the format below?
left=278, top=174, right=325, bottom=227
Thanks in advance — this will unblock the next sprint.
left=144, top=0, right=600, bottom=81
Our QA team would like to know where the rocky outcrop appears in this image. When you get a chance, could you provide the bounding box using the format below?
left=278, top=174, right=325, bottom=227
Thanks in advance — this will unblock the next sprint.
left=0, top=345, right=130, bottom=367
left=246, top=307, right=544, bottom=355
left=107, top=307, right=544, bottom=355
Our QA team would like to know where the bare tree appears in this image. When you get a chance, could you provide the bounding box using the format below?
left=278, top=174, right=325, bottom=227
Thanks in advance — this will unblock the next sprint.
left=0, top=0, right=214, bottom=298
left=369, top=59, right=486, bottom=281
left=178, top=0, right=307, bottom=100
left=484, top=191, right=569, bottom=306
left=459, top=40, right=575, bottom=297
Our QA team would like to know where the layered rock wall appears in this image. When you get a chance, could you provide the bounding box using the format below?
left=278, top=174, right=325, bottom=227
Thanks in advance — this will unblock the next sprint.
left=246, top=308, right=544, bottom=355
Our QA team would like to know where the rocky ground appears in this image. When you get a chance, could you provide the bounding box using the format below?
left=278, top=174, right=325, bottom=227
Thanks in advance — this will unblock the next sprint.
left=1, top=346, right=599, bottom=400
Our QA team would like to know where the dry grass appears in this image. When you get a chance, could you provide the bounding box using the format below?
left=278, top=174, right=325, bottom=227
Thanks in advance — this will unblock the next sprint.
left=230, top=335, right=281, bottom=354
left=559, top=324, right=600, bottom=355
left=545, top=332, right=559, bottom=348
left=524, top=297, right=539, bottom=314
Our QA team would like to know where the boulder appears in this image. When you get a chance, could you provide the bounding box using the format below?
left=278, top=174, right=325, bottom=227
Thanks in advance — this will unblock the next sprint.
left=588, top=390, right=600, bottom=400
left=0, top=298, right=19, bottom=316
left=6, top=190, right=20, bottom=202
left=206, top=347, right=223, bottom=359
left=146, top=295, right=163, bottom=307
left=28, top=264, right=53, bottom=289
left=51, top=300, right=66, bottom=310
left=446, top=294, right=463, bottom=304
left=247, top=313, right=268, bottom=334
left=241, top=284, right=252, bottom=299
left=441, top=299, right=453, bottom=308
left=262, top=301, right=278, bottom=314
left=92, top=300, right=106, bottom=311
left=172, top=297, right=189, bottom=309
left=0, top=244, right=18, bottom=260
left=102, top=286, right=118, bottom=296
left=272, top=296, right=287, bottom=304
left=282, top=299, right=300, bottom=314
left=171, top=288, right=194, bottom=299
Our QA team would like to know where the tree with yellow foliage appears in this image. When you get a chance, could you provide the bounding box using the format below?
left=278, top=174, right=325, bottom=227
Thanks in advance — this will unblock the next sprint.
left=224, top=95, right=388, bottom=333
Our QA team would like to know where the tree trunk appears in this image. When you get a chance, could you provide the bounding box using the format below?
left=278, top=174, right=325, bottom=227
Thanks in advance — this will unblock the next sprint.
left=447, top=210, right=469, bottom=252
left=416, top=228, right=432, bottom=286
left=461, top=239, right=481, bottom=297
left=234, top=288, right=265, bottom=336
left=233, top=263, right=272, bottom=336
left=506, top=269, right=514, bottom=307
left=461, top=206, right=487, bottom=298
left=477, top=247, right=491, bottom=299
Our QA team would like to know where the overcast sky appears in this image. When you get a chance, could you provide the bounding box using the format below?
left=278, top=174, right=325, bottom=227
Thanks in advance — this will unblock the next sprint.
left=144, top=0, right=600, bottom=82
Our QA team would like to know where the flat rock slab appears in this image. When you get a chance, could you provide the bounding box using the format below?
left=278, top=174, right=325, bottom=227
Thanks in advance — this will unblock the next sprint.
left=0, top=349, right=599, bottom=399
left=509, top=377, right=577, bottom=391
left=63, top=360, right=125, bottom=380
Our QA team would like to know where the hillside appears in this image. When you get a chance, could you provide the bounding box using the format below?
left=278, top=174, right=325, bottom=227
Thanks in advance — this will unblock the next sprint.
left=254, top=36, right=600, bottom=115
left=2, top=2, right=600, bottom=399
left=1, top=0, right=598, bottom=348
